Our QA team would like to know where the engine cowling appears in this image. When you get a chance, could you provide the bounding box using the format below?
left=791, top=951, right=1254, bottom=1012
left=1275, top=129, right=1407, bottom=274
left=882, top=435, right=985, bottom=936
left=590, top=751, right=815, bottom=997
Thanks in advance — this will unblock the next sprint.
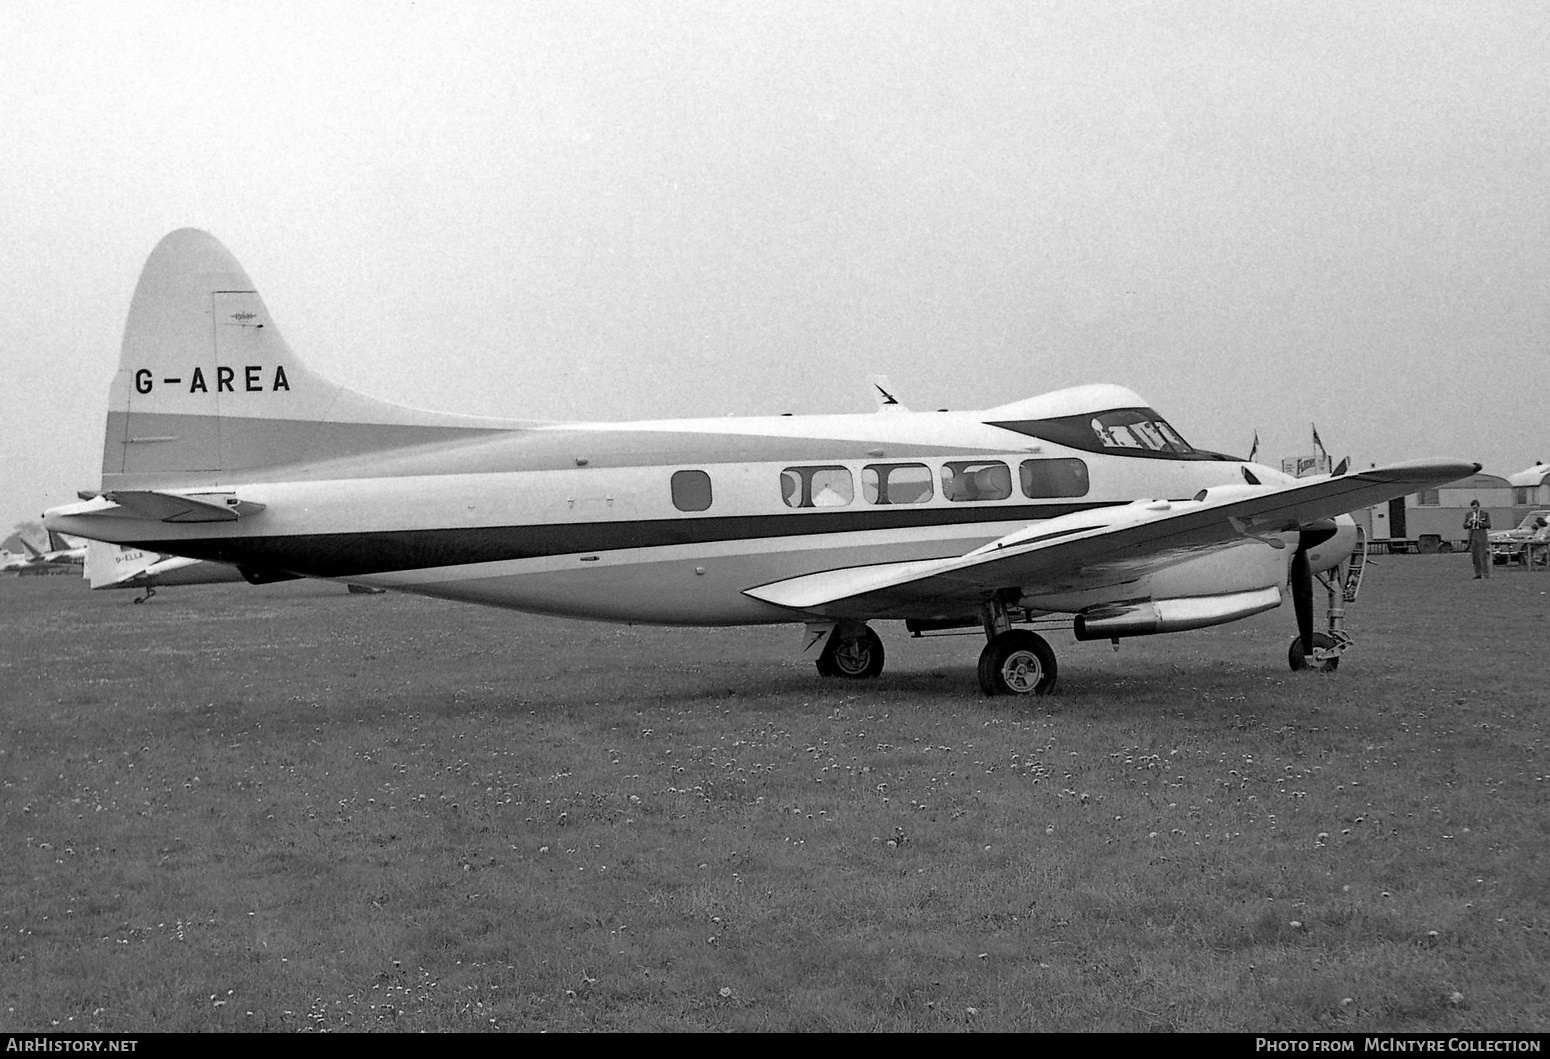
left=1073, top=586, right=1283, bottom=640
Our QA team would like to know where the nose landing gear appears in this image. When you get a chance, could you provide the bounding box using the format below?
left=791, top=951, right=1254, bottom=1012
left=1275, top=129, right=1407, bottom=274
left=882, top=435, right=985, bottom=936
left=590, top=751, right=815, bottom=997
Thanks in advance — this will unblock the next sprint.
left=1287, top=525, right=1365, bottom=673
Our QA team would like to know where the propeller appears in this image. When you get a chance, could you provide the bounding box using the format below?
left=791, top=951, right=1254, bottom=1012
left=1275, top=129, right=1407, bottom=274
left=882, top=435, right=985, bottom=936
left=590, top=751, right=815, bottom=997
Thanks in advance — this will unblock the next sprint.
left=1291, top=519, right=1339, bottom=655
left=1290, top=544, right=1314, bottom=655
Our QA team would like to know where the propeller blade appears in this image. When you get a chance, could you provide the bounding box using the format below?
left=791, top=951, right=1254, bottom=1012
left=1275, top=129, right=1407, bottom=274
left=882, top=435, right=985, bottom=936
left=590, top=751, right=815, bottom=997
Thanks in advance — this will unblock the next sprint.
left=1291, top=545, right=1314, bottom=655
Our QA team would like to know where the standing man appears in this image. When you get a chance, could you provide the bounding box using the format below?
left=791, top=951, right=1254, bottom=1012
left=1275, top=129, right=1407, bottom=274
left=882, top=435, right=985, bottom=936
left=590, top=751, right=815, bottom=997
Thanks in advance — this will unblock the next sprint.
left=1465, top=499, right=1492, bottom=579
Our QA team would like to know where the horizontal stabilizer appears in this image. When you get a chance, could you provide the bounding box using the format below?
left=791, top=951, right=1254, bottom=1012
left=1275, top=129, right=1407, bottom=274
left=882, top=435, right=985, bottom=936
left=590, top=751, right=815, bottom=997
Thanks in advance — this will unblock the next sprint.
left=103, top=490, right=266, bottom=522
left=55, top=490, right=265, bottom=525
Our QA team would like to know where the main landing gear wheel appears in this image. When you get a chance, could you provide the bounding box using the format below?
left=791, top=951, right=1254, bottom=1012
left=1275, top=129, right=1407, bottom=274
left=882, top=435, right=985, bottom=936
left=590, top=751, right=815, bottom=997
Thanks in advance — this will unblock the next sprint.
left=816, top=625, right=885, bottom=679
left=1288, top=632, right=1340, bottom=673
left=978, top=630, right=1057, bottom=697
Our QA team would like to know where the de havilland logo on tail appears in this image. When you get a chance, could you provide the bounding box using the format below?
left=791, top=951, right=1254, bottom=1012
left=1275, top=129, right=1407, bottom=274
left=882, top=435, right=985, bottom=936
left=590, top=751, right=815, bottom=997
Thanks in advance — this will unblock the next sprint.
left=46, top=229, right=1477, bottom=695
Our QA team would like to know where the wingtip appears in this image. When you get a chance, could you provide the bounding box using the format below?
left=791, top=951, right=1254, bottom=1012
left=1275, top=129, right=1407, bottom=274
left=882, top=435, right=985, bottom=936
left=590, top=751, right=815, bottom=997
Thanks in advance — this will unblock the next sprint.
left=1363, top=458, right=1482, bottom=483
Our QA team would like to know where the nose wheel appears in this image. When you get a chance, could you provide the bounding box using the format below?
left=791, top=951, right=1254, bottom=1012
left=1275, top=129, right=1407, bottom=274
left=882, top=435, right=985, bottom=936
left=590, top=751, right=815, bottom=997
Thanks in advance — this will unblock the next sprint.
left=978, top=629, right=1058, bottom=696
left=1288, top=632, right=1342, bottom=672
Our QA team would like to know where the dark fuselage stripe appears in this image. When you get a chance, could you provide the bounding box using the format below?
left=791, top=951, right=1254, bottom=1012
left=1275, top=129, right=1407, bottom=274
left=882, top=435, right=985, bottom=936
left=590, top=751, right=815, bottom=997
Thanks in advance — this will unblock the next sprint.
left=134, top=501, right=1126, bottom=578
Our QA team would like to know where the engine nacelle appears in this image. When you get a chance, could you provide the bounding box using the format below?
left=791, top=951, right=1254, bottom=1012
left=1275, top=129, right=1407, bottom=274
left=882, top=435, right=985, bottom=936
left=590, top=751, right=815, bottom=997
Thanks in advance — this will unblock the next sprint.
left=1072, top=585, right=1282, bottom=640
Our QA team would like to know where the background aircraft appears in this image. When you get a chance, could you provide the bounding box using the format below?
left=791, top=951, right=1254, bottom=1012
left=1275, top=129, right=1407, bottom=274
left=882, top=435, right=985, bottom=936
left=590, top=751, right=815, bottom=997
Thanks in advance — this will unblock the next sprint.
left=82, top=539, right=384, bottom=601
left=45, top=230, right=1476, bottom=694
left=83, top=539, right=247, bottom=601
left=13, top=531, right=87, bottom=574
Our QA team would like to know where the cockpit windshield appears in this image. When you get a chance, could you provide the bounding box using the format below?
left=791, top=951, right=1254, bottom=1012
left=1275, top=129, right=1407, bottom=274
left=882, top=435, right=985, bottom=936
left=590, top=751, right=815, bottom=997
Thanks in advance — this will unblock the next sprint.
left=987, top=407, right=1227, bottom=460
left=1089, top=409, right=1193, bottom=455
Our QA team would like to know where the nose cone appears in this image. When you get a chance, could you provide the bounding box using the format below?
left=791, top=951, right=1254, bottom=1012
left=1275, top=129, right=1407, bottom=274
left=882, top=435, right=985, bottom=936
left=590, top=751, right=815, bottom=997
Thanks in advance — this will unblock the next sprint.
left=1306, top=514, right=1359, bottom=573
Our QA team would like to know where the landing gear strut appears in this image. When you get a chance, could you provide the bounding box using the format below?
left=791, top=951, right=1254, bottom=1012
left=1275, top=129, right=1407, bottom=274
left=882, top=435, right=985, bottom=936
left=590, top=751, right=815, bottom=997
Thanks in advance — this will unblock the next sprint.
left=815, top=623, right=885, bottom=679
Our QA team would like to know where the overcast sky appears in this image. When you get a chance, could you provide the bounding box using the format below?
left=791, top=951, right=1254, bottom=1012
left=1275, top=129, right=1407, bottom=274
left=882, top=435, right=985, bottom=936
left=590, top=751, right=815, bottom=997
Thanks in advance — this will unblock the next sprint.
left=2, top=1, right=1546, bottom=537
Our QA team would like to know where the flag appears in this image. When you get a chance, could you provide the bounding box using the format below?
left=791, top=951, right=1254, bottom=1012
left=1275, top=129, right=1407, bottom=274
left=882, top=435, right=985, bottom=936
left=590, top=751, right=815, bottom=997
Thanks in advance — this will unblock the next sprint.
left=1311, top=424, right=1327, bottom=457
left=1248, top=431, right=1259, bottom=462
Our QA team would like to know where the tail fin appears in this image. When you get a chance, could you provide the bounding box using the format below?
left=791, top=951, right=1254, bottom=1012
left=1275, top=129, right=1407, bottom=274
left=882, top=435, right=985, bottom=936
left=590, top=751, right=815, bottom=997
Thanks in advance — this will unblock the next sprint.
left=104, top=229, right=525, bottom=490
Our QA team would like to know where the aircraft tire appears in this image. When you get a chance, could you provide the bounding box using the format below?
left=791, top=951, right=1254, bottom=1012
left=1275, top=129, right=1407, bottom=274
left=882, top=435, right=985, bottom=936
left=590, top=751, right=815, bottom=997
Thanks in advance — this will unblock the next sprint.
left=978, top=630, right=1057, bottom=696
left=816, top=625, right=884, bottom=679
left=1287, top=632, right=1340, bottom=673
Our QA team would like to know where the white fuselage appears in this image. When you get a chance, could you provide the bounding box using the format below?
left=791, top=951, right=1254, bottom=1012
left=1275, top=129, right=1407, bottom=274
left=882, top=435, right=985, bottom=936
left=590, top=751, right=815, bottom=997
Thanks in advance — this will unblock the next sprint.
left=53, top=408, right=1330, bottom=626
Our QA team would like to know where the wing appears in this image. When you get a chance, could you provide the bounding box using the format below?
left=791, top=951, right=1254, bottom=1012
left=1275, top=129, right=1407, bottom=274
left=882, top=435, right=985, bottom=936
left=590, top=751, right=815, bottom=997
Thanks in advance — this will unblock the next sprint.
left=744, top=458, right=1478, bottom=618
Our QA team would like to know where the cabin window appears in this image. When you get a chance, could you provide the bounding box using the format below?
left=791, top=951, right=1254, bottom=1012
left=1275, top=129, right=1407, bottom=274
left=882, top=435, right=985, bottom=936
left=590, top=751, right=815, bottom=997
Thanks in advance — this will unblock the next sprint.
left=862, top=463, right=933, bottom=505
left=780, top=466, right=853, bottom=508
left=941, top=460, right=1012, bottom=502
left=1416, top=489, right=1440, bottom=507
left=671, top=469, right=713, bottom=511
left=1019, top=458, right=1090, bottom=498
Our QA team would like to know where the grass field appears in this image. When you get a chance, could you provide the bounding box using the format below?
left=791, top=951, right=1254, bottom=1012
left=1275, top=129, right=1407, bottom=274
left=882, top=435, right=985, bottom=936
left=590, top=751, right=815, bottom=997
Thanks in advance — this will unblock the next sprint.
left=2, top=555, right=1546, bottom=1032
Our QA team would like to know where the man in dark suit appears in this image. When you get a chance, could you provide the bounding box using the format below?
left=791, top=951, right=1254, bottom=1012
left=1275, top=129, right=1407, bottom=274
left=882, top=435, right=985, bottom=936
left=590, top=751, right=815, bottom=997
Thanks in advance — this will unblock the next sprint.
left=1465, top=500, right=1492, bottom=579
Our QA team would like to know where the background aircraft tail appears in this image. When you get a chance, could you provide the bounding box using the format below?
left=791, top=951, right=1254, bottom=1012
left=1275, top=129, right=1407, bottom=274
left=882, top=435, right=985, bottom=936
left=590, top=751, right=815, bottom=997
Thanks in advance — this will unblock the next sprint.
left=85, top=539, right=157, bottom=588
left=103, top=229, right=529, bottom=490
